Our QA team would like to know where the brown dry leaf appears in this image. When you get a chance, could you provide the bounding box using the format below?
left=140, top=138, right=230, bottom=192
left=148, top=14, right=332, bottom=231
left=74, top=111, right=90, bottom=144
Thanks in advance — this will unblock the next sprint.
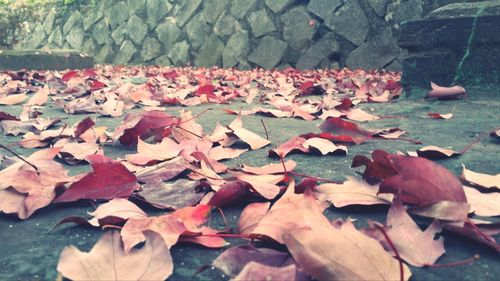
left=238, top=202, right=271, bottom=234
left=27, top=88, right=50, bottom=106
left=284, top=220, right=412, bottom=281
left=55, top=139, right=101, bottom=165
left=346, top=108, right=380, bottom=122
left=268, top=136, right=309, bottom=158
left=461, top=165, right=500, bottom=190
left=233, top=172, right=284, bottom=200
left=371, top=200, right=445, bottom=267
left=427, top=112, right=453, bottom=119
left=315, top=176, right=393, bottom=208
left=416, top=145, right=460, bottom=159
left=303, top=137, right=347, bottom=155
left=0, top=93, right=27, bottom=105
left=138, top=179, right=205, bottom=210
left=463, top=186, right=500, bottom=217
left=239, top=160, right=296, bottom=175
left=57, top=231, right=173, bottom=281
left=87, top=198, right=147, bottom=227
left=126, top=138, right=182, bottom=165
left=208, top=146, right=248, bottom=161
left=227, top=116, right=270, bottom=150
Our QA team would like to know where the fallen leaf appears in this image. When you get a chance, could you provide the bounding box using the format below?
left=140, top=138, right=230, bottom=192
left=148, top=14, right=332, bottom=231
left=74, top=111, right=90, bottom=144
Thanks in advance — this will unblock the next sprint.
left=27, top=88, right=49, bottom=106
left=315, top=176, right=393, bottom=207
left=284, top=219, right=411, bottom=281
left=227, top=116, right=270, bottom=150
left=427, top=112, right=453, bottom=119
left=138, top=179, right=205, bottom=209
left=461, top=165, right=500, bottom=190
left=463, top=186, right=500, bottom=217
left=303, top=137, right=347, bottom=155
left=426, top=82, right=466, bottom=100
left=319, top=117, right=372, bottom=144
left=0, top=93, right=27, bottom=105
left=57, top=231, right=173, bottom=280
left=416, top=145, right=460, bottom=159
left=54, top=154, right=140, bottom=203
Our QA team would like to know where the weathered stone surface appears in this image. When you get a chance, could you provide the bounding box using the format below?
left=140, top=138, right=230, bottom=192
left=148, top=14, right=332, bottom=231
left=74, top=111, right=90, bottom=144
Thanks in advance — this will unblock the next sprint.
left=47, top=28, right=63, bottom=48
left=173, top=0, right=202, bottom=28
left=281, top=6, right=315, bottom=51
left=428, top=1, right=500, bottom=19
left=154, top=54, right=172, bottom=66
left=82, top=12, right=101, bottom=32
left=399, top=3, right=500, bottom=89
left=147, top=0, right=173, bottom=28
left=296, top=32, right=338, bottom=70
left=387, top=0, right=424, bottom=27
left=81, top=38, right=96, bottom=56
left=128, top=0, right=146, bottom=16
left=43, top=8, right=57, bottom=35
left=95, top=44, right=114, bottom=63
left=230, top=0, right=257, bottom=19
left=186, top=14, right=210, bottom=50
left=141, top=37, right=162, bottom=61
left=63, top=11, right=82, bottom=35
left=114, top=40, right=137, bottom=65
left=325, top=0, right=369, bottom=46
left=368, top=0, right=389, bottom=17
left=127, top=15, right=148, bottom=45
left=0, top=49, right=94, bottom=71
left=237, top=60, right=251, bottom=70
left=202, top=0, right=228, bottom=24
left=248, top=36, right=287, bottom=69
left=265, top=0, right=294, bottom=14
left=111, top=24, right=127, bottom=45
left=248, top=9, right=276, bottom=38
left=93, top=20, right=111, bottom=45
left=168, top=41, right=190, bottom=65
left=195, top=34, right=224, bottom=67
left=306, top=0, right=342, bottom=20
left=104, top=1, right=129, bottom=29
left=26, top=24, right=46, bottom=49
left=214, top=13, right=239, bottom=37
left=66, top=26, right=84, bottom=50
left=156, top=18, right=181, bottom=49
left=223, top=30, right=250, bottom=68
left=346, top=27, right=401, bottom=69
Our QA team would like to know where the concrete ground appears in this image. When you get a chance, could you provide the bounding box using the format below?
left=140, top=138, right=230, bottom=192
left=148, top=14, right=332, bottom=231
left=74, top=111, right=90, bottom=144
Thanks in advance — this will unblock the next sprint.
left=0, top=86, right=498, bottom=280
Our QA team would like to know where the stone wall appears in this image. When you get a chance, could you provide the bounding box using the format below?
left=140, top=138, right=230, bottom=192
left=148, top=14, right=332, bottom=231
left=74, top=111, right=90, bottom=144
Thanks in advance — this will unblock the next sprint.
left=13, top=0, right=485, bottom=70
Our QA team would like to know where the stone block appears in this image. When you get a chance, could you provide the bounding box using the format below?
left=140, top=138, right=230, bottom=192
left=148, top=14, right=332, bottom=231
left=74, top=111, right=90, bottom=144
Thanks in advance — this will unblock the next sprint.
left=296, top=32, right=338, bottom=69
left=141, top=37, right=162, bottom=62
left=346, top=27, right=401, bottom=69
left=26, top=24, right=46, bottom=49
left=63, top=11, right=82, bottom=35
left=248, top=9, right=276, bottom=38
left=281, top=6, right=316, bottom=51
left=248, top=36, right=287, bottom=69
left=127, top=15, right=149, bottom=45
left=0, top=49, right=94, bottom=71
left=168, top=41, right=190, bottom=65
left=230, top=0, right=257, bottom=19
left=147, top=0, right=173, bottom=28
left=66, top=26, right=85, bottom=50
left=81, top=38, right=97, bottom=56
left=265, top=0, right=294, bottom=14
left=95, top=44, right=115, bottom=63
left=155, top=55, right=172, bottom=66
left=214, top=13, right=239, bottom=37
left=195, top=34, right=224, bottom=67
left=202, top=0, right=228, bottom=24
left=156, top=18, right=181, bottom=49
left=93, top=20, right=111, bottom=45
left=47, top=28, right=64, bottom=48
left=104, top=1, right=129, bottom=29
left=325, top=0, right=369, bottom=46
left=111, top=24, right=127, bottom=45
left=43, top=8, right=57, bottom=35
left=173, top=0, right=202, bottom=28
left=368, top=0, right=389, bottom=17
left=223, top=30, right=250, bottom=68
left=306, top=0, right=342, bottom=20
left=387, top=0, right=424, bottom=28
left=186, top=14, right=210, bottom=50
left=114, top=40, right=137, bottom=65
left=128, top=0, right=146, bottom=16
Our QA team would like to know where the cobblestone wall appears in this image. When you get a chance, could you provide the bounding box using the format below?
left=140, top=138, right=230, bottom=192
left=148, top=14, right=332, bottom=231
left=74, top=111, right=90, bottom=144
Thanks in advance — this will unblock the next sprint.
left=13, top=0, right=484, bottom=70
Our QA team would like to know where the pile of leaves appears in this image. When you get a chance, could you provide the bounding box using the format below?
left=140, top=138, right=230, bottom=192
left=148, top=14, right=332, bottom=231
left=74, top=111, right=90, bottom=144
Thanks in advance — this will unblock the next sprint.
left=0, top=65, right=498, bottom=281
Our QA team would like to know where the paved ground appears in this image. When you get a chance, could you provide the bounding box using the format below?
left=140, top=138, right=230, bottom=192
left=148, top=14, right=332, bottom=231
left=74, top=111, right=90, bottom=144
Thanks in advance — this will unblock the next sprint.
left=0, top=86, right=499, bottom=280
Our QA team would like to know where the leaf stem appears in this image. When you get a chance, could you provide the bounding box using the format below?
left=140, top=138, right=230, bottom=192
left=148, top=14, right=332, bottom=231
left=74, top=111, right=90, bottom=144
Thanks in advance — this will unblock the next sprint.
left=375, top=224, right=404, bottom=281
left=260, top=119, right=269, bottom=140
left=460, top=126, right=500, bottom=154
left=424, top=255, right=479, bottom=268
left=0, top=144, right=39, bottom=173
